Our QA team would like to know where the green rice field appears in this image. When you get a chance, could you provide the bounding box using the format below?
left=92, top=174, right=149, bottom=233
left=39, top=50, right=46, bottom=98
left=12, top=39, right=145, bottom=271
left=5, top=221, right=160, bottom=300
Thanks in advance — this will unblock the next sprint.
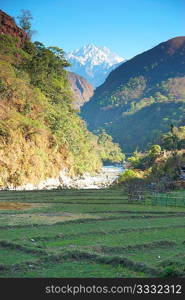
left=0, top=189, right=185, bottom=278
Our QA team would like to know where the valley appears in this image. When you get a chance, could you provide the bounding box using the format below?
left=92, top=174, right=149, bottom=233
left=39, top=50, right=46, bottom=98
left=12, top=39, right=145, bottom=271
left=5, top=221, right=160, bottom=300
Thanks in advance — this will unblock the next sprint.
left=0, top=6, right=185, bottom=282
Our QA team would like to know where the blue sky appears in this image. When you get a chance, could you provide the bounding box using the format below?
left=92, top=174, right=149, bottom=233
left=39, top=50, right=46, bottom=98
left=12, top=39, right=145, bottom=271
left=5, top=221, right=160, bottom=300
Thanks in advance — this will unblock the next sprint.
left=1, top=0, right=185, bottom=59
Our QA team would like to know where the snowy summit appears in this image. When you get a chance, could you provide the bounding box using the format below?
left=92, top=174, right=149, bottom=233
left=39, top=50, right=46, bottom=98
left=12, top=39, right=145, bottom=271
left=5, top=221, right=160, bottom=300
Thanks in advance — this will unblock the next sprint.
left=66, top=44, right=125, bottom=87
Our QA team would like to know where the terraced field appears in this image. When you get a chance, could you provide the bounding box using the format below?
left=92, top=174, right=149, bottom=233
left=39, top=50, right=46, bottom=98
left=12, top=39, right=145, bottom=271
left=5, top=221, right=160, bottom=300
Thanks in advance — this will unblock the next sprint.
left=0, top=189, right=185, bottom=278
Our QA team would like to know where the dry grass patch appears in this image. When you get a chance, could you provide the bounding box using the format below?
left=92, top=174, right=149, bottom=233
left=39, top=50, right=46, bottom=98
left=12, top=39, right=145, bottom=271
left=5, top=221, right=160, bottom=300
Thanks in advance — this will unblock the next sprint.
left=0, top=212, right=99, bottom=226
left=0, top=202, right=38, bottom=210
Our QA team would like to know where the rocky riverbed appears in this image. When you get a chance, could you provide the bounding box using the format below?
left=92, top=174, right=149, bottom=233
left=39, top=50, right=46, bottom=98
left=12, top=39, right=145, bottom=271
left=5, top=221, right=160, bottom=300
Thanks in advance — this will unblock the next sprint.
left=8, top=165, right=124, bottom=190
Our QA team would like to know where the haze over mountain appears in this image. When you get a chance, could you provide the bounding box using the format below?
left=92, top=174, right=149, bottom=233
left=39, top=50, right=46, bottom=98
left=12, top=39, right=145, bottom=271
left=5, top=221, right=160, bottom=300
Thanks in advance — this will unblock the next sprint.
left=81, top=36, right=185, bottom=152
left=66, top=44, right=125, bottom=87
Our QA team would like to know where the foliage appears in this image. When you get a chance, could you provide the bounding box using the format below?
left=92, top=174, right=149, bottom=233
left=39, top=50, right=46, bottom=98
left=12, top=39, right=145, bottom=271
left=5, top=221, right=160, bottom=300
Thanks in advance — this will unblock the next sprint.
left=160, top=126, right=185, bottom=151
left=17, top=10, right=34, bottom=39
left=149, top=145, right=161, bottom=156
left=0, top=34, right=123, bottom=187
left=0, top=35, right=29, bottom=65
left=121, top=137, right=185, bottom=191
left=127, top=151, right=142, bottom=168
left=97, top=76, right=147, bottom=107
left=118, top=169, right=141, bottom=183
left=103, top=101, right=185, bottom=153
left=96, top=129, right=124, bottom=163
left=127, top=145, right=161, bottom=173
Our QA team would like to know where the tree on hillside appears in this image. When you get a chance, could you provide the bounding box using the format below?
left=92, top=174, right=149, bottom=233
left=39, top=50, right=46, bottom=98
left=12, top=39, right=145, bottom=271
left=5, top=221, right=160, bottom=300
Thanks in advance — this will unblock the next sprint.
left=149, top=144, right=161, bottom=158
left=17, top=10, right=36, bottom=39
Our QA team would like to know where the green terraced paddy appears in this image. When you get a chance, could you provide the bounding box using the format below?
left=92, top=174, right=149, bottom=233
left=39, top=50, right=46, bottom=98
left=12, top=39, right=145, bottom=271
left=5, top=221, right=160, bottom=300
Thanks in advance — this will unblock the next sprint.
left=0, top=216, right=184, bottom=241
left=0, top=189, right=185, bottom=278
left=1, top=260, right=144, bottom=278
left=0, top=247, right=40, bottom=265
left=41, top=227, right=185, bottom=249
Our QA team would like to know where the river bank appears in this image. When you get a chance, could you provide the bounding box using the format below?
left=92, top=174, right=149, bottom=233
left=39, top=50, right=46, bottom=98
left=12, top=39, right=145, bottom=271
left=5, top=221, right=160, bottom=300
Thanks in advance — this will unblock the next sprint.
left=1, top=165, right=124, bottom=190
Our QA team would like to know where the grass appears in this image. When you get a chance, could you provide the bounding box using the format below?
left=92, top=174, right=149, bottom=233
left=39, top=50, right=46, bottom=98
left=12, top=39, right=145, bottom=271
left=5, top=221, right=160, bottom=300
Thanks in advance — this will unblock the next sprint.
left=0, top=247, right=39, bottom=266
left=41, top=227, right=185, bottom=249
left=0, top=212, right=99, bottom=226
left=2, top=261, right=145, bottom=278
left=116, top=244, right=185, bottom=267
left=1, top=215, right=185, bottom=241
left=0, top=188, right=185, bottom=278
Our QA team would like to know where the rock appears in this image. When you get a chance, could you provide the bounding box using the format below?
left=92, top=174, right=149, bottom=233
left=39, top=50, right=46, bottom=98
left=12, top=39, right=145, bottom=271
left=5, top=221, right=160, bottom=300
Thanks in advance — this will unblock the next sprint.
left=0, top=10, right=28, bottom=45
left=28, top=264, right=34, bottom=268
left=57, top=233, right=64, bottom=238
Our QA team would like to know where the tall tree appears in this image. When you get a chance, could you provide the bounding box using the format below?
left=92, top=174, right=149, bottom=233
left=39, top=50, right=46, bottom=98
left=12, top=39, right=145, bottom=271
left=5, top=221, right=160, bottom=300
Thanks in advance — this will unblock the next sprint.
left=17, top=10, right=35, bottom=39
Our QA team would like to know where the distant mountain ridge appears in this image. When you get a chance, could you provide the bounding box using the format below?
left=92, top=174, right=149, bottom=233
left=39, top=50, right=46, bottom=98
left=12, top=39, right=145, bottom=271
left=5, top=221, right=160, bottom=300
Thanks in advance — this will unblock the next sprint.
left=81, top=36, right=185, bottom=152
left=67, top=72, right=94, bottom=110
left=66, top=44, right=125, bottom=87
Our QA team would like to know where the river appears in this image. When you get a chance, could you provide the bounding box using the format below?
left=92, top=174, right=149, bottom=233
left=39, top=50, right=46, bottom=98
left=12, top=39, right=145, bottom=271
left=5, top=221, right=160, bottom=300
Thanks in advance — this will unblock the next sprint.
left=69, top=165, right=124, bottom=189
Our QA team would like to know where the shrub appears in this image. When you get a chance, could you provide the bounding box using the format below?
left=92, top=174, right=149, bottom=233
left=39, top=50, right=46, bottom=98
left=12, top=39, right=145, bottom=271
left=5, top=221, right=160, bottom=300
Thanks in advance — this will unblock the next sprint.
left=118, top=169, right=140, bottom=183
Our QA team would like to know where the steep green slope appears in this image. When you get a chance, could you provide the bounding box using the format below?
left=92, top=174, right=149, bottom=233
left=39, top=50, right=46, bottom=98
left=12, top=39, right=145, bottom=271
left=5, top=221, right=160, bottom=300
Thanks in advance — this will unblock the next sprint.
left=81, top=36, right=185, bottom=152
left=105, top=101, right=185, bottom=152
left=0, top=34, right=123, bottom=188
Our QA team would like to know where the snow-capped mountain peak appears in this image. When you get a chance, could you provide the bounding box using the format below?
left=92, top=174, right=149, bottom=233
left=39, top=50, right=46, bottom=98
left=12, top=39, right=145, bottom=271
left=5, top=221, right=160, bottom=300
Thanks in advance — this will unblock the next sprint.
left=66, top=44, right=125, bottom=87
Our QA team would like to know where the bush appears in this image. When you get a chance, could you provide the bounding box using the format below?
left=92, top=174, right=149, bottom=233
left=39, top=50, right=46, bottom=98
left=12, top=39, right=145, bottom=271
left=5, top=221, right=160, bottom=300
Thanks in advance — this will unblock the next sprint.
left=118, top=169, right=140, bottom=183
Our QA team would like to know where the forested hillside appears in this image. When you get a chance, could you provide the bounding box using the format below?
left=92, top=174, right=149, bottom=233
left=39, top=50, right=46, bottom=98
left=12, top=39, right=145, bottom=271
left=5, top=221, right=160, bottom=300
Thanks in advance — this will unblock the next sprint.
left=0, top=13, right=123, bottom=188
left=81, top=37, right=185, bottom=152
left=118, top=126, right=185, bottom=190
